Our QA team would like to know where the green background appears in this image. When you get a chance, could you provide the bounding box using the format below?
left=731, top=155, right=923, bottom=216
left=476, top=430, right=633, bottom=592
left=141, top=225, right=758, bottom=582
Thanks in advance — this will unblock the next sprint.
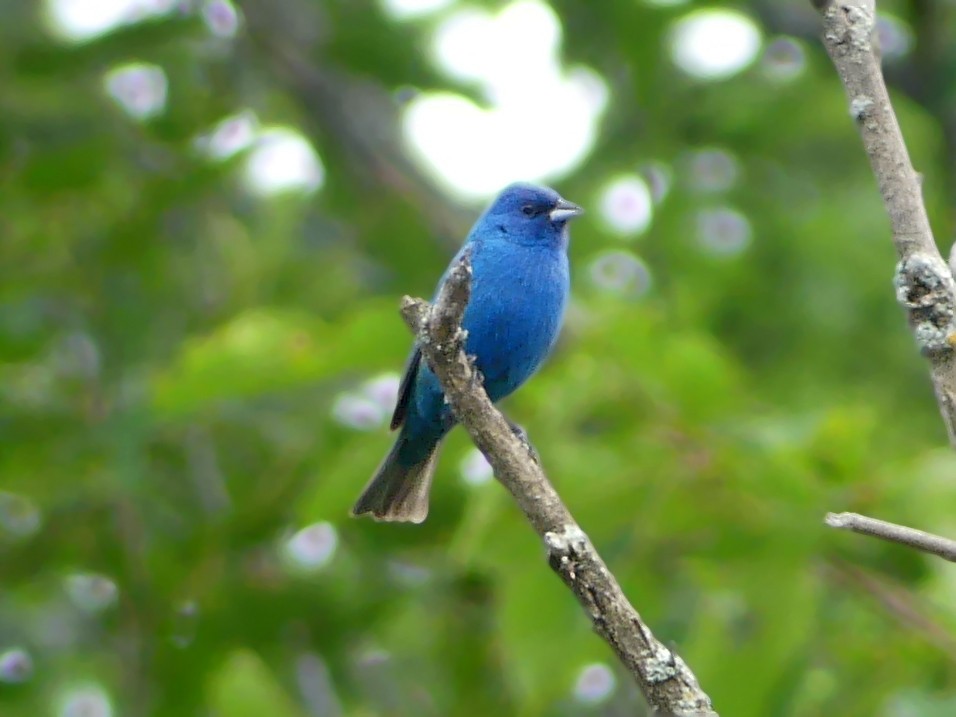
left=3, top=0, right=956, bottom=715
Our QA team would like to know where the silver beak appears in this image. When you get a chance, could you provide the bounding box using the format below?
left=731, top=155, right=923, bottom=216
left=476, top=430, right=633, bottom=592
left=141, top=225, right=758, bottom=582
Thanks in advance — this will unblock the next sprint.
left=549, top=197, right=584, bottom=223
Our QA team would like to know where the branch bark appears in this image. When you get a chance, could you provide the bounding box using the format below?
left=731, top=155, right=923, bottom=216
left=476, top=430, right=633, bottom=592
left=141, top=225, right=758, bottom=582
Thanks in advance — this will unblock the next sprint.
left=400, top=253, right=717, bottom=717
left=817, top=0, right=956, bottom=445
left=826, top=512, right=956, bottom=562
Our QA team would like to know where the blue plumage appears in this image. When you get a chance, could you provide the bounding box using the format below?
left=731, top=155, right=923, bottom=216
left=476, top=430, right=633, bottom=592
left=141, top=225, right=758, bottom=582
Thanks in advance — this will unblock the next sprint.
left=352, top=182, right=583, bottom=522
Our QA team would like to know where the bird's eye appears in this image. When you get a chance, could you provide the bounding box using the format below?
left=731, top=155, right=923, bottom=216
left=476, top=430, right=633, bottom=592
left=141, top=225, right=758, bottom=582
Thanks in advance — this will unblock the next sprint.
left=521, top=205, right=536, bottom=216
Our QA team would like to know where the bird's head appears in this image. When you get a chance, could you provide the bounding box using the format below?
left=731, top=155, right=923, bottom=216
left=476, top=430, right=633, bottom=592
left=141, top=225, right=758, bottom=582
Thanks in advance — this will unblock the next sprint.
left=478, top=182, right=583, bottom=247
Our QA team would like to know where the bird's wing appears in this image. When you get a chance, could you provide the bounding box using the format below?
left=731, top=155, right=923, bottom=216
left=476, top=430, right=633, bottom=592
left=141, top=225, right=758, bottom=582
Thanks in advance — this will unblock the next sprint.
left=390, top=241, right=476, bottom=430
left=390, top=345, right=422, bottom=430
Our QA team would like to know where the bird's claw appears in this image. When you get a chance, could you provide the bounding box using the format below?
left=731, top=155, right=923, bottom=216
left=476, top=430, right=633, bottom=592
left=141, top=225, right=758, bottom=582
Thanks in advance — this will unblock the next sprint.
left=507, top=420, right=540, bottom=463
left=466, top=355, right=485, bottom=391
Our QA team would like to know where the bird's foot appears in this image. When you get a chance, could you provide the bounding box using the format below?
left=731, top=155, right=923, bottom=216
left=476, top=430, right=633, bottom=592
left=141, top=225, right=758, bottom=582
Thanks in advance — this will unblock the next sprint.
left=466, top=355, right=485, bottom=392
left=507, top=419, right=540, bottom=464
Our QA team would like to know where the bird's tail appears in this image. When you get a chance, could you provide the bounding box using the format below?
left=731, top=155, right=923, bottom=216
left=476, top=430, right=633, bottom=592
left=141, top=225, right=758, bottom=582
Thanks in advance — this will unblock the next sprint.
left=351, top=433, right=441, bottom=524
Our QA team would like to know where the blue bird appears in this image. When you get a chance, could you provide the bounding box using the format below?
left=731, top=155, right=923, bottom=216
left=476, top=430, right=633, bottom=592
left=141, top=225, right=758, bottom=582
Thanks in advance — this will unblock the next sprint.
left=352, top=182, right=583, bottom=523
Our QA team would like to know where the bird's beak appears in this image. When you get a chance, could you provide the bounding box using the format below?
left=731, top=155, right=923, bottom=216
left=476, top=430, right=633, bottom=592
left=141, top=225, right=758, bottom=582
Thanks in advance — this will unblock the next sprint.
left=549, top=197, right=584, bottom=223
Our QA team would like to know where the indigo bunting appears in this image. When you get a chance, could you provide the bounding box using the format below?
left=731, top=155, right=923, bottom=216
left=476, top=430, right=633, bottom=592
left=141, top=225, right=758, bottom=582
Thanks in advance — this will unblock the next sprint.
left=352, top=183, right=583, bottom=523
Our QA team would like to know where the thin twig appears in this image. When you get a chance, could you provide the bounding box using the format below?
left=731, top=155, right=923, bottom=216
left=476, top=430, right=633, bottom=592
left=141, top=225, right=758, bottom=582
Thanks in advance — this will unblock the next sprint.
left=241, top=0, right=471, bottom=245
left=817, top=0, right=956, bottom=445
left=825, top=512, right=956, bottom=562
left=823, top=557, right=956, bottom=661
left=400, top=254, right=717, bottom=717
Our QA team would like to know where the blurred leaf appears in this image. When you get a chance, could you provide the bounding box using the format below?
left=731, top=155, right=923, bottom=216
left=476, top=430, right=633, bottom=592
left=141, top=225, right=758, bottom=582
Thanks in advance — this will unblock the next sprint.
left=208, top=649, right=306, bottom=717
left=151, top=302, right=407, bottom=414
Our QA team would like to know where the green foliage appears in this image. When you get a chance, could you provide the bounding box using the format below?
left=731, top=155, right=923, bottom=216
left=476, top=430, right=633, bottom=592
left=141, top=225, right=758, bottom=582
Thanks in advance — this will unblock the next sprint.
left=2, top=0, right=956, bottom=715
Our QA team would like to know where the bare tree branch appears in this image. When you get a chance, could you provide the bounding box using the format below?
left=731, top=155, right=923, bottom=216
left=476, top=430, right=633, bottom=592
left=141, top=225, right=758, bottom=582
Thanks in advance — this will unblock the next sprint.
left=823, top=557, right=956, bottom=661
left=399, top=253, right=717, bottom=717
left=241, top=0, right=471, bottom=246
left=817, top=0, right=956, bottom=445
left=826, top=512, right=956, bottom=562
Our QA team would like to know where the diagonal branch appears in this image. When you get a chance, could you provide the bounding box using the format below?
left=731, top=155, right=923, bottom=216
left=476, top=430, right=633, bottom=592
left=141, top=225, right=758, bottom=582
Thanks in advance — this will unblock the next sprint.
left=241, top=0, right=471, bottom=246
left=817, top=0, right=956, bottom=445
left=826, top=512, right=956, bottom=562
left=399, top=252, right=717, bottom=717
left=823, top=557, right=956, bottom=661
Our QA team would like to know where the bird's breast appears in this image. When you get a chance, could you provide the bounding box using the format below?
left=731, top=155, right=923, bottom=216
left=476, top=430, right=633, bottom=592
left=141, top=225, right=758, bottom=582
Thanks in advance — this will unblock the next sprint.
left=462, top=243, right=569, bottom=401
